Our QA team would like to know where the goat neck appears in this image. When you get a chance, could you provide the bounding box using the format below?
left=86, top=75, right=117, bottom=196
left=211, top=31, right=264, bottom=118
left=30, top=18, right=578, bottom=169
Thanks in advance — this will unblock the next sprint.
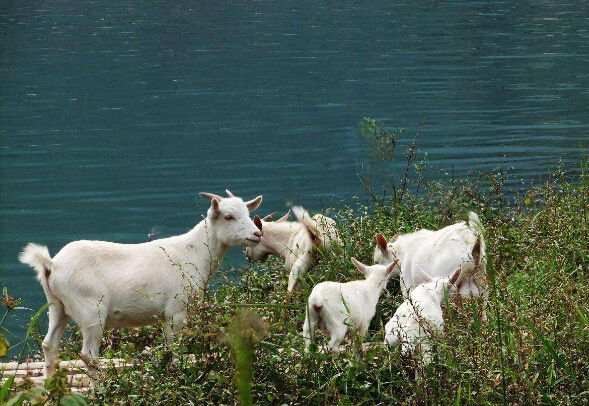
left=362, top=272, right=391, bottom=303
left=159, top=218, right=230, bottom=294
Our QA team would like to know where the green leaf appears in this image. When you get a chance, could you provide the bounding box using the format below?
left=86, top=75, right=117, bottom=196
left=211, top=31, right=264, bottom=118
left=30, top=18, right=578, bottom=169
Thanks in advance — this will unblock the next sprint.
left=6, top=393, right=27, bottom=406
left=572, top=391, right=589, bottom=399
left=0, top=333, right=9, bottom=357
left=258, top=341, right=281, bottom=356
left=576, top=306, right=588, bottom=326
left=60, top=393, right=89, bottom=405
left=30, top=386, right=47, bottom=395
left=341, top=293, right=350, bottom=314
left=0, top=375, right=15, bottom=402
left=537, top=387, right=558, bottom=406
left=26, top=303, right=51, bottom=340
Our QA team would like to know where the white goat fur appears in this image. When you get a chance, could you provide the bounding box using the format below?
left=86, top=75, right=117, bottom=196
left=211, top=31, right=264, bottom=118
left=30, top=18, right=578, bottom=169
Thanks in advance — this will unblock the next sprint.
left=303, top=258, right=399, bottom=353
left=373, top=212, right=487, bottom=300
left=245, top=206, right=341, bottom=292
left=384, top=269, right=460, bottom=363
left=19, top=191, right=262, bottom=378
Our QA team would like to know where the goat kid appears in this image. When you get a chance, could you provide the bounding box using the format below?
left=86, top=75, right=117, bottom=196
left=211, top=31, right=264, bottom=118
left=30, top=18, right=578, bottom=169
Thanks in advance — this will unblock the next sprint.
left=19, top=190, right=262, bottom=378
left=246, top=206, right=341, bottom=292
left=373, top=212, right=487, bottom=300
left=303, top=258, right=399, bottom=353
left=384, top=269, right=460, bottom=364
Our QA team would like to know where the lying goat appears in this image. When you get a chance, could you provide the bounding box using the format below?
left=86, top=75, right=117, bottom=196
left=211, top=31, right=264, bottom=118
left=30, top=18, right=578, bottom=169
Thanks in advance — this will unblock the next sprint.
left=19, top=190, right=262, bottom=378
left=384, top=269, right=460, bottom=363
left=303, top=258, right=399, bottom=353
left=246, top=206, right=340, bottom=292
left=373, top=212, right=487, bottom=301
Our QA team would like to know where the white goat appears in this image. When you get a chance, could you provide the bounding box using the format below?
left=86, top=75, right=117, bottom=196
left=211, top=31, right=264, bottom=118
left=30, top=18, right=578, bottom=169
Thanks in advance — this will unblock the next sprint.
left=373, top=212, right=487, bottom=300
left=303, top=258, right=399, bottom=353
left=245, top=206, right=341, bottom=292
left=384, top=269, right=460, bottom=363
left=19, top=190, right=262, bottom=378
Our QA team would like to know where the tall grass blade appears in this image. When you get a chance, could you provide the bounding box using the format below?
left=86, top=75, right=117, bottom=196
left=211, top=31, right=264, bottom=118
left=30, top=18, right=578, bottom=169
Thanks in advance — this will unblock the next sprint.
left=455, top=382, right=462, bottom=406
left=0, top=375, right=15, bottom=402
left=533, top=327, right=580, bottom=387
left=538, top=387, right=558, bottom=406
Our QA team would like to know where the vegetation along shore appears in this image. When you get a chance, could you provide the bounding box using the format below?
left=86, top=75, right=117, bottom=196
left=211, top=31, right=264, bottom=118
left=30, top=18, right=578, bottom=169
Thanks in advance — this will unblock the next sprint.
left=1, top=123, right=588, bottom=405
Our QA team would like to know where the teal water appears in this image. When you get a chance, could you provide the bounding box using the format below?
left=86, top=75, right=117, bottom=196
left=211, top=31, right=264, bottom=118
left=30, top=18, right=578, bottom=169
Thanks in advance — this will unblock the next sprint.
left=1, top=0, right=588, bottom=344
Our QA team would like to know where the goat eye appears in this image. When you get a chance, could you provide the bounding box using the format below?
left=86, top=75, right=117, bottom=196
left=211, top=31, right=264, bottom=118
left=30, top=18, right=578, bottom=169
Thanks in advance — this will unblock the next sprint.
left=224, top=215, right=235, bottom=221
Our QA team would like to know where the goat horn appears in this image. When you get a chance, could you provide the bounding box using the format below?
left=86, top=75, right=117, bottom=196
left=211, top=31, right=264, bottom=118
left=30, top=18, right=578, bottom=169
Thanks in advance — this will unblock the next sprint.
left=263, top=212, right=277, bottom=221
left=276, top=210, right=291, bottom=223
left=225, top=189, right=234, bottom=197
left=200, top=192, right=224, bottom=201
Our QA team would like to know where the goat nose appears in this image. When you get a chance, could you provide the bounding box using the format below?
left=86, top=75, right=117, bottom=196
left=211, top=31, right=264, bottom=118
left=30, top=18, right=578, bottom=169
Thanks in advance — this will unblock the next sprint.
left=254, top=231, right=262, bottom=238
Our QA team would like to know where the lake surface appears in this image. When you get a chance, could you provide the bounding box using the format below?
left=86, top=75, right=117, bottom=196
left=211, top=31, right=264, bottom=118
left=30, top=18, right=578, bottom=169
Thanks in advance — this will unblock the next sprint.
left=1, top=0, right=588, bottom=343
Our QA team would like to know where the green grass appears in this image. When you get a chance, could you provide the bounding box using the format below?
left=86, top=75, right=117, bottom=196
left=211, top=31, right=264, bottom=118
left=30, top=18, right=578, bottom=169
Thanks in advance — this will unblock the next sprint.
left=45, top=161, right=584, bottom=405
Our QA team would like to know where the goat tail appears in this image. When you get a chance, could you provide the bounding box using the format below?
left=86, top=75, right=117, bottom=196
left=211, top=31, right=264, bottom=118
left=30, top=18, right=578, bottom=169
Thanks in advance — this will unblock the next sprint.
left=19, top=243, right=52, bottom=280
left=307, top=290, right=323, bottom=315
left=467, top=212, right=487, bottom=270
left=384, top=332, right=400, bottom=348
left=293, top=205, right=314, bottom=230
left=465, top=212, right=488, bottom=297
left=303, top=294, right=323, bottom=348
left=293, top=206, right=340, bottom=250
left=19, top=243, right=59, bottom=304
left=467, top=211, right=482, bottom=233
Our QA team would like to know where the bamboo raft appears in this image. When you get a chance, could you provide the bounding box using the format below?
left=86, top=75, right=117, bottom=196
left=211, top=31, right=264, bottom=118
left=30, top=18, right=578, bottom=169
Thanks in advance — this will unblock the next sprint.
left=0, top=358, right=131, bottom=393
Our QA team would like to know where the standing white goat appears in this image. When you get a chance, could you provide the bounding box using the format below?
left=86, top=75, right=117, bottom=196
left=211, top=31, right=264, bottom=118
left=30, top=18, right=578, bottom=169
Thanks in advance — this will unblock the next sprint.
left=245, top=206, right=341, bottom=292
left=373, top=212, right=487, bottom=300
left=384, top=269, right=461, bottom=363
left=302, top=258, right=399, bottom=353
left=19, top=190, right=262, bottom=378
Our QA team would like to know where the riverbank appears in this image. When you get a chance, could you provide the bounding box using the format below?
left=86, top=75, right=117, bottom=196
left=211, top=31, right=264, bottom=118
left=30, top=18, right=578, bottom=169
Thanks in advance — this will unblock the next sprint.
left=4, top=161, right=589, bottom=405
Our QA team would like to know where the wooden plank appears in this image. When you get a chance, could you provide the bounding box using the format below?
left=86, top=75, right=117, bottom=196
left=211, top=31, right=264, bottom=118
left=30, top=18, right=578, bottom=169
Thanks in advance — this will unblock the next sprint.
left=0, top=358, right=131, bottom=371
left=1, top=361, right=45, bottom=370
left=0, top=375, right=92, bottom=391
left=0, top=369, right=43, bottom=377
left=0, top=355, right=197, bottom=392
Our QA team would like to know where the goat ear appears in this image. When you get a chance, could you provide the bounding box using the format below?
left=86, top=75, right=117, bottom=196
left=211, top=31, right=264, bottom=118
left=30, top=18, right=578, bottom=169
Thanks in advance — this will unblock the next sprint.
left=210, top=198, right=220, bottom=219
left=276, top=209, right=291, bottom=223
left=225, top=189, right=234, bottom=197
left=262, top=212, right=277, bottom=222
left=200, top=192, right=224, bottom=201
left=449, top=268, right=461, bottom=285
left=350, top=257, right=367, bottom=275
left=245, top=196, right=263, bottom=212
left=253, top=215, right=263, bottom=232
left=420, top=269, right=433, bottom=283
left=385, top=259, right=400, bottom=276
left=376, top=233, right=388, bottom=252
